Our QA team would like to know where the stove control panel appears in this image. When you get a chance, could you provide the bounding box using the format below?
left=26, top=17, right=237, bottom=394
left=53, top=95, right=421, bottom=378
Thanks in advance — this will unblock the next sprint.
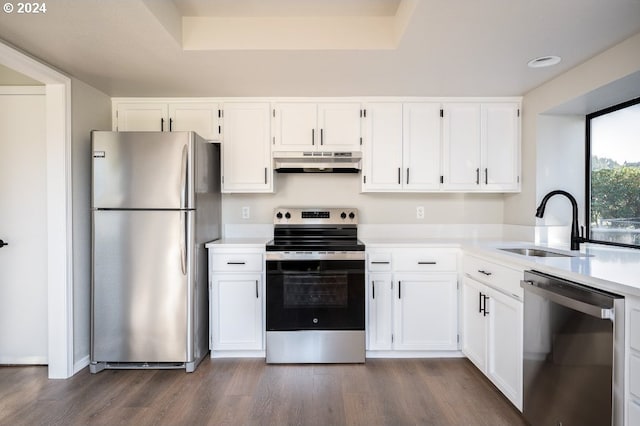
left=273, top=207, right=358, bottom=225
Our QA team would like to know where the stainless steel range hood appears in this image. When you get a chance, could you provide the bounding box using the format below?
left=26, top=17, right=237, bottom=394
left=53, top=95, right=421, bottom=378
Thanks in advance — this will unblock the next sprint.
left=273, top=151, right=362, bottom=173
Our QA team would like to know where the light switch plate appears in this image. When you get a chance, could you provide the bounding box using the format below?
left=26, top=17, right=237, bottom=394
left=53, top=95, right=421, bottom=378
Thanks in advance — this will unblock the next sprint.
left=416, top=206, right=425, bottom=219
left=241, top=206, right=250, bottom=219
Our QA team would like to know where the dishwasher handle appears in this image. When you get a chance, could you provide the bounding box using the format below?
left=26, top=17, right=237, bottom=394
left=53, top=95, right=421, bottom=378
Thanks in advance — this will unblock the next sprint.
left=521, top=279, right=615, bottom=320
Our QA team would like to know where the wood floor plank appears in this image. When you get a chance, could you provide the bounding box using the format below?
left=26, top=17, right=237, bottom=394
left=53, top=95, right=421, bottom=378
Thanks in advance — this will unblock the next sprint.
left=0, top=358, right=527, bottom=425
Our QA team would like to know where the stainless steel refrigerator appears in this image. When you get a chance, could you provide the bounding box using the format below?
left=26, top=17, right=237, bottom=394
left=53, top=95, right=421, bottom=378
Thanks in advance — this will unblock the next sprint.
left=90, top=131, right=220, bottom=373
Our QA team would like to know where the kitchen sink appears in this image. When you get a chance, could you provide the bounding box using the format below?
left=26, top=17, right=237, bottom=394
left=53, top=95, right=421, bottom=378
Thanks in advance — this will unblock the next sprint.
left=498, top=247, right=573, bottom=257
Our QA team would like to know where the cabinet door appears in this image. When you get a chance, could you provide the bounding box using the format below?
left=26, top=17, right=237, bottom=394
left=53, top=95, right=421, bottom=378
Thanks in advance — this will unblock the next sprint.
left=461, top=277, right=488, bottom=371
left=362, top=103, right=403, bottom=191
left=481, top=103, right=520, bottom=191
left=169, top=103, right=220, bottom=141
left=318, top=103, right=362, bottom=151
left=211, top=273, right=263, bottom=351
left=272, top=103, right=317, bottom=151
left=221, top=102, right=272, bottom=193
left=403, top=103, right=442, bottom=191
left=367, top=273, right=394, bottom=350
left=393, top=273, right=458, bottom=351
left=441, top=103, right=481, bottom=190
left=486, top=287, right=523, bottom=410
left=115, top=103, right=168, bottom=132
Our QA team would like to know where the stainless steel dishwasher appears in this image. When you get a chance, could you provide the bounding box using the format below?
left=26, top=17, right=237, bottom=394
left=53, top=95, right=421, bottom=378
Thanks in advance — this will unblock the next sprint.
left=521, top=270, right=624, bottom=426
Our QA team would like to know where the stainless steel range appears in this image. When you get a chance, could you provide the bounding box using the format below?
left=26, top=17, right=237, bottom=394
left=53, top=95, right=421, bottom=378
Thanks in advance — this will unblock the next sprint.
left=265, top=207, right=365, bottom=364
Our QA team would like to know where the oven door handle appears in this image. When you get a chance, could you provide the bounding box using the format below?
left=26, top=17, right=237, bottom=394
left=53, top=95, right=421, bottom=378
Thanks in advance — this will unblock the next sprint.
left=521, top=279, right=614, bottom=320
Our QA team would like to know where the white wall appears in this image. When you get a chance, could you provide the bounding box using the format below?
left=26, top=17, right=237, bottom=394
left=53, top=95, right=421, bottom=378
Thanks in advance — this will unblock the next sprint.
left=222, top=172, right=505, bottom=226
left=70, top=78, right=111, bottom=368
left=504, top=32, right=640, bottom=231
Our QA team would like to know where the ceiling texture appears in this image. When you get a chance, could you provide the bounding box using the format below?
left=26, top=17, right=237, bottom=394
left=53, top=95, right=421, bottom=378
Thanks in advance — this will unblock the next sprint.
left=0, top=0, right=639, bottom=97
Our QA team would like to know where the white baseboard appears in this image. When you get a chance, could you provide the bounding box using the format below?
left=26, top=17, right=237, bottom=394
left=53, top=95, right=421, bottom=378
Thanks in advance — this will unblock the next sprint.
left=73, top=354, right=90, bottom=374
left=366, top=350, right=464, bottom=358
left=0, top=355, right=47, bottom=365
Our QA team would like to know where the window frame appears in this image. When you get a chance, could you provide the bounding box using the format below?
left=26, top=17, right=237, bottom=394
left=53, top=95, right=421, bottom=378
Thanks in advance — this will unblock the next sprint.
left=585, top=96, right=640, bottom=249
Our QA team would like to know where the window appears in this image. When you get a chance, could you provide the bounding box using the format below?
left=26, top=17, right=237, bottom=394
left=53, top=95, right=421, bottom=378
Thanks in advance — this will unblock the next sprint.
left=587, top=97, right=640, bottom=248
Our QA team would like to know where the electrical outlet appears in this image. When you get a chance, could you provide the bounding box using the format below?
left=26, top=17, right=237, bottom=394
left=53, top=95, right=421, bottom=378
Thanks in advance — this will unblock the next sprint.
left=241, top=206, right=250, bottom=219
left=416, top=206, right=425, bottom=219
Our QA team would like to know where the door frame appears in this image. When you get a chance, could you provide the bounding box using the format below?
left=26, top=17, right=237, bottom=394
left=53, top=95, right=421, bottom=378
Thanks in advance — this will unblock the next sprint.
left=0, top=40, right=73, bottom=379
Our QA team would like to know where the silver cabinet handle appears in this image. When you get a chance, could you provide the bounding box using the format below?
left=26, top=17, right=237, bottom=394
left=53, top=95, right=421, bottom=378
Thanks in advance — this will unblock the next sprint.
left=312, top=128, right=315, bottom=145
left=476, top=168, right=480, bottom=185
left=256, top=280, right=259, bottom=299
left=398, top=168, right=401, bottom=184
left=418, top=261, right=437, bottom=265
left=485, top=168, right=488, bottom=185
left=371, top=281, right=375, bottom=299
left=264, top=167, right=268, bottom=184
left=478, top=270, right=492, bottom=276
left=371, top=261, right=390, bottom=265
left=320, top=128, right=324, bottom=145
left=227, top=261, right=245, bottom=265
left=406, top=168, right=409, bottom=184
left=398, top=281, right=402, bottom=299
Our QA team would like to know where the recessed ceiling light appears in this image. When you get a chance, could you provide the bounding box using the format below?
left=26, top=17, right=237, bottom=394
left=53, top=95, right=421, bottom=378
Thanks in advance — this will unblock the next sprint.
left=527, top=55, right=561, bottom=68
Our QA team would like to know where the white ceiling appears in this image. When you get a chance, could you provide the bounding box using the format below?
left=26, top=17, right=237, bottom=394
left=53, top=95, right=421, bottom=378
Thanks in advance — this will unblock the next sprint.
left=0, top=0, right=639, bottom=97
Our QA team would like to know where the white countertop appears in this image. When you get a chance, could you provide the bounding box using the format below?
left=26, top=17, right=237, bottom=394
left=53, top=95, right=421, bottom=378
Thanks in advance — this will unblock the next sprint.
left=205, top=238, right=270, bottom=249
left=462, top=241, right=640, bottom=298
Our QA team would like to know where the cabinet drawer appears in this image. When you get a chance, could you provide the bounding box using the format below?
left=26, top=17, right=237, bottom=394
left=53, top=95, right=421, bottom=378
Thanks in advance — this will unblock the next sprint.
left=211, top=253, right=263, bottom=272
left=367, top=253, right=392, bottom=271
left=392, top=249, right=457, bottom=272
left=464, top=255, right=523, bottom=299
left=631, top=352, right=640, bottom=399
left=631, top=307, right=640, bottom=351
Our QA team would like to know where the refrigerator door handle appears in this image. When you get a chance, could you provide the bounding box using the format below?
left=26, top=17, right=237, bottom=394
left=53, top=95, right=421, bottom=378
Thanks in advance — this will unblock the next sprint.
left=180, top=211, right=187, bottom=275
left=180, top=144, right=188, bottom=208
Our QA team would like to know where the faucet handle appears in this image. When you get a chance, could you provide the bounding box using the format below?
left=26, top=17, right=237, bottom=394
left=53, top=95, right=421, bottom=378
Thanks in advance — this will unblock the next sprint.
left=580, top=225, right=586, bottom=241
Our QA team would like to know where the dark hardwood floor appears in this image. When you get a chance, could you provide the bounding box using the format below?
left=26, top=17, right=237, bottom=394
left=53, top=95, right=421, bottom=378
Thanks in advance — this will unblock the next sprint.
left=0, top=358, right=526, bottom=425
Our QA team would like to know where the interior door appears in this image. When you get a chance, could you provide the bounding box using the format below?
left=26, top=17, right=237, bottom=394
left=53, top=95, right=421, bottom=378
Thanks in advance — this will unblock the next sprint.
left=0, top=90, right=48, bottom=364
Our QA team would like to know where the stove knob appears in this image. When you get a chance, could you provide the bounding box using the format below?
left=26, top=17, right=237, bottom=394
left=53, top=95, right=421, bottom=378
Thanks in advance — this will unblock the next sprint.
left=276, top=212, right=283, bottom=219
left=285, top=212, right=291, bottom=219
left=340, top=212, right=347, bottom=219
left=349, top=212, right=355, bottom=220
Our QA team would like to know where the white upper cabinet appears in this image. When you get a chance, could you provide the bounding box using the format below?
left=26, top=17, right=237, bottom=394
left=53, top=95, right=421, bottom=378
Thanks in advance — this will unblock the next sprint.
left=272, top=102, right=362, bottom=152
left=442, top=102, right=520, bottom=192
left=168, top=103, right=221, bottom=141
left=402, top=103, right=442, bottom=191
left=481, top=103, right=520, bottom=191
left=114, top=101, right=221, bottom=141
left=115, top=103, right=168, bottom=132
left=221, top=102, right=272, bottom=193
left=442, top=102, right=482, bottom=191
left=363, top=102, right=441, bottom=192
left=362, top=103, right=404, bottom=191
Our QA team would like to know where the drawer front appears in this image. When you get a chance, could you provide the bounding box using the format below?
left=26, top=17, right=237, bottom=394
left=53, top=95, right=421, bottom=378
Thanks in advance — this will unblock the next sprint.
left=631, top=307, right=640, bottom=351
left=631, top=352, right=640, bottom=399
left=392, top=249, right=457, bottom=272
left=211, top=253, right=263, bottom=272
left=464, top=255, right=523, bottom=299
left=367, top=252, right=392, bottom=271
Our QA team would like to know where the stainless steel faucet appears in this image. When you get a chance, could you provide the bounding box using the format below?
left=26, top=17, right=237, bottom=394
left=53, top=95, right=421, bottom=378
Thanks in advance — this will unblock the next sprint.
left=535, top=190, right=585, bottom=250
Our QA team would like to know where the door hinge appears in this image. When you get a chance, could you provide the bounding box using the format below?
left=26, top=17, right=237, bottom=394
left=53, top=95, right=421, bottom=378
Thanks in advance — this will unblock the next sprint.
left=440, top=109, right=444, bottom=118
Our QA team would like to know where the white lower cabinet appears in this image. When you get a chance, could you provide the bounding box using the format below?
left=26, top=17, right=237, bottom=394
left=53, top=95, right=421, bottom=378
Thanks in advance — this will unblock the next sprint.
left=211, top=273, right=263, bottom=351
left=366, top=248, right=459, bottom=353
left=208, top=247, right=264, bottom=356
left=462, top=254, right=523, bottom=411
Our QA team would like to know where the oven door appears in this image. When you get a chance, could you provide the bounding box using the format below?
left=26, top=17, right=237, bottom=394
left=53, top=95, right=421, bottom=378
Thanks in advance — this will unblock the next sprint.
left=266, top=256, right=365, bottom=331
